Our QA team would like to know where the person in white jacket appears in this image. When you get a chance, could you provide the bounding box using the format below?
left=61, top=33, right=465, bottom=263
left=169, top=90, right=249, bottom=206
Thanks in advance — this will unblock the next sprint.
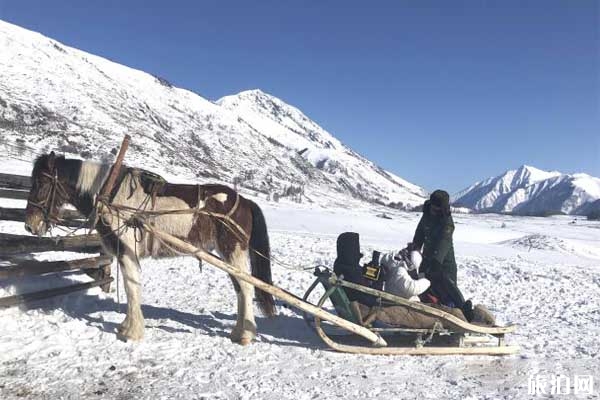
left=380, top=248, right=430, bottom=302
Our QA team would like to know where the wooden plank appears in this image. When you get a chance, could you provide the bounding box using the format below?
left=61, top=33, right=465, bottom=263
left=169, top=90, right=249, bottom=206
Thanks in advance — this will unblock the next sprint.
left=0, top=207, right=28, bottom=222
left=0, top=188, right=29, bottom=200
left=0, top=255, right=113, bottom=279
left=100, top=264, right=112, bottom=293
left=0, top=173, right=31, bottom=190
left=0, top=277, right=113, bottom=308
left=0, top=207, right=88, bottom=227
left=0, top=233, right=103, bottom=255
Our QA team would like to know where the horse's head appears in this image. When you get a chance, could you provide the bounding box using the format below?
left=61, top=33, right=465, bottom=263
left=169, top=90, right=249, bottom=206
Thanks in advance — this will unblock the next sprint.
left=25, top=152, right=72, bottom=236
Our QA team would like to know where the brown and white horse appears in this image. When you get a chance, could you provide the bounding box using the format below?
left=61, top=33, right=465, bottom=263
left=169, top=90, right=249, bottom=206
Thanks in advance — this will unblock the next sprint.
left=24, top=152, right=275, bottom=344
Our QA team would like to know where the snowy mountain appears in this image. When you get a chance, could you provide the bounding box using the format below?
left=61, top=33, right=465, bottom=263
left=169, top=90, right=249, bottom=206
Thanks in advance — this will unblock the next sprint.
left=453, top=165, right=600, bottom=216
left=0, top=20, right=427, bottom=209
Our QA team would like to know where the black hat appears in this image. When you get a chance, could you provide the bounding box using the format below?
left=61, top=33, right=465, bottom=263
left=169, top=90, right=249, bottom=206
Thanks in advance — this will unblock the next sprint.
left=335, top=232, right=363, bottom=265
left=430, top=190, right=450, bottom=208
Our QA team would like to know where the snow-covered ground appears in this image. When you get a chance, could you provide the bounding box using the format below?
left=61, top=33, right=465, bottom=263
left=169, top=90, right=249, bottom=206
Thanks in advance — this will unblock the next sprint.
left=1, top=188, right=599, bottom=399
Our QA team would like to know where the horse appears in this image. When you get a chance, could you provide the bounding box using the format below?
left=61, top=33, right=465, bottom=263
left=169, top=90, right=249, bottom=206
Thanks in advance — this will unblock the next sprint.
left=24, top=152, right=276, bottom=344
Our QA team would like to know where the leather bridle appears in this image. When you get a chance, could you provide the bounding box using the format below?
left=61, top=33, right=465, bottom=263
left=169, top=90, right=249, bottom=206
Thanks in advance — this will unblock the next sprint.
left=27, top=169, right=70, bottom=226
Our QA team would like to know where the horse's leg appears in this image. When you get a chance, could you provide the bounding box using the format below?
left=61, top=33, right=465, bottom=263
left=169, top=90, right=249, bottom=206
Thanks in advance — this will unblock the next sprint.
left=228, top=275, right=243, bottom=341
left=227, top=246, right=256, bottom=345
left=116, top=247, right=145, bottom=341
left=229, top=278, right=256, bottom=345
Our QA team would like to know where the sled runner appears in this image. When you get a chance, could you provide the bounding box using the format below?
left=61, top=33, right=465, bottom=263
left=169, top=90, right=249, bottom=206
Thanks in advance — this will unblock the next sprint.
left=302, top=266, right=519, bottom=355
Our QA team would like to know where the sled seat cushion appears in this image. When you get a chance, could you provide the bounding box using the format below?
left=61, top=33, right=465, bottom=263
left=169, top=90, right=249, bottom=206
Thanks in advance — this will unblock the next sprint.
left=356, top=302, right=467, bottom=330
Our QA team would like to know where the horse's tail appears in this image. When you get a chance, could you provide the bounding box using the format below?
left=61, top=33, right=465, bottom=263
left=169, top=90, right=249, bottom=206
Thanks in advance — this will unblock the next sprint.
left=249, top=200, right=276, bottom=317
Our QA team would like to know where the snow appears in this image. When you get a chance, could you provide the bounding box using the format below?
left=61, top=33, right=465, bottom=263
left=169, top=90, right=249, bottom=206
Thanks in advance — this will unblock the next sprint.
left=572, top=174, right=600, bottom=201
left=0, top=159, right=32, bottom=175
left=1, top=194, right=599, bottom=399
left=217, top=89, right=343, bottom=153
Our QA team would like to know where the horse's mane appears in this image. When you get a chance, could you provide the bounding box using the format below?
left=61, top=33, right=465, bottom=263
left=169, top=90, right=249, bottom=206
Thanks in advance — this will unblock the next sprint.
left=32, top=153, right=111, bottom=196
left=32, top=153, right=62, bottom=177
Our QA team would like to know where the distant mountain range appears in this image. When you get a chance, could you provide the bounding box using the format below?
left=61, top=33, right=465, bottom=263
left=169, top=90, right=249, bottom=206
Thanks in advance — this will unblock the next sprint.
left=453, top=165, right=600, bottom=217
left=0, top=20, right=427, bottom=209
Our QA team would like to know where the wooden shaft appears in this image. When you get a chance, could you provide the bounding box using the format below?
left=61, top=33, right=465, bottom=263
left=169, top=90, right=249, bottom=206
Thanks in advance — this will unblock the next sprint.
left=0, top=277, right=113, bottom=308
left=0, top=233, right=102, bottom=255
left=99, top=134, right=130, bottom=198
left=0, top=255, right=113, bottom=279
left=142, top=223, right=386, bottom=346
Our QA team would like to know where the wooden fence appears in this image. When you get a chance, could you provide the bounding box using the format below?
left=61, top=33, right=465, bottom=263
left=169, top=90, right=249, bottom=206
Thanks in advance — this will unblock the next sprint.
left=0, top=172, right=113, bottom=308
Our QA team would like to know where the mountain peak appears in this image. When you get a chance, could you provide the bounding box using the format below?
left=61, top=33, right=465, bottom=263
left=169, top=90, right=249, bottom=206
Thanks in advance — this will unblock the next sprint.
left=510, top=165, right=561, bottom=185
left=514, top=164, right=562, bottom=175
left=237, top=88, right=270, bottom=97
left=217, top=88, right=279, bottom=106
left=516, top=164, right=535, bottom=172
left=454, top=165, right=599, bottom=216
left=217, top=87, right=344, bottom=151
left=0, top=21, right=428, bottom=209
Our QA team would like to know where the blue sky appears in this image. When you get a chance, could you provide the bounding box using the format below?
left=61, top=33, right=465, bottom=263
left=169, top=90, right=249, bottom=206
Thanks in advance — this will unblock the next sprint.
left=1, top=1, right=598, bottom=193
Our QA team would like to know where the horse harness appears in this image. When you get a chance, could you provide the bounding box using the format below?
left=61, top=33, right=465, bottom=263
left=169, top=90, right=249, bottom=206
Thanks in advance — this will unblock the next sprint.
left=116, top=169, right=248, bottom=243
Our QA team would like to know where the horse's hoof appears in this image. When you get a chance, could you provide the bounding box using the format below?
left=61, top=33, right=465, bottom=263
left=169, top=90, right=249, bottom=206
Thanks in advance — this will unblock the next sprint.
left=230, top=334, right=253, bottom=346
left=117, top=325, right=144, bottom=341
left=117, top=318, right=130, bottom=332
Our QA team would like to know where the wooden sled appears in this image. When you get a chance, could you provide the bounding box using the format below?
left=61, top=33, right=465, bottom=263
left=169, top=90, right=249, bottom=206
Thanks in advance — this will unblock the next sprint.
left=302, top=267, right=519, bottom=355
left=134, top=224, right=518, bottom=355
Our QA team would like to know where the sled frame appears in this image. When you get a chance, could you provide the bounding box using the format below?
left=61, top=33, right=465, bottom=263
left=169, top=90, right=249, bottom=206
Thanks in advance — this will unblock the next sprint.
left=302, top=267, right=519, bottom=355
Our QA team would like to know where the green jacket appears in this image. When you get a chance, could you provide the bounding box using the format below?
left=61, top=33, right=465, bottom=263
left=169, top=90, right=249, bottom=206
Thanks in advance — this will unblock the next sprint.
left=412, top=201, right=457, bottom=282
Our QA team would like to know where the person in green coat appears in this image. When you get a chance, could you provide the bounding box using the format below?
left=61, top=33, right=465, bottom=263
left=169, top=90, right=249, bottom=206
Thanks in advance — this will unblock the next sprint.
left=409, top=190, right=474, bottom=321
